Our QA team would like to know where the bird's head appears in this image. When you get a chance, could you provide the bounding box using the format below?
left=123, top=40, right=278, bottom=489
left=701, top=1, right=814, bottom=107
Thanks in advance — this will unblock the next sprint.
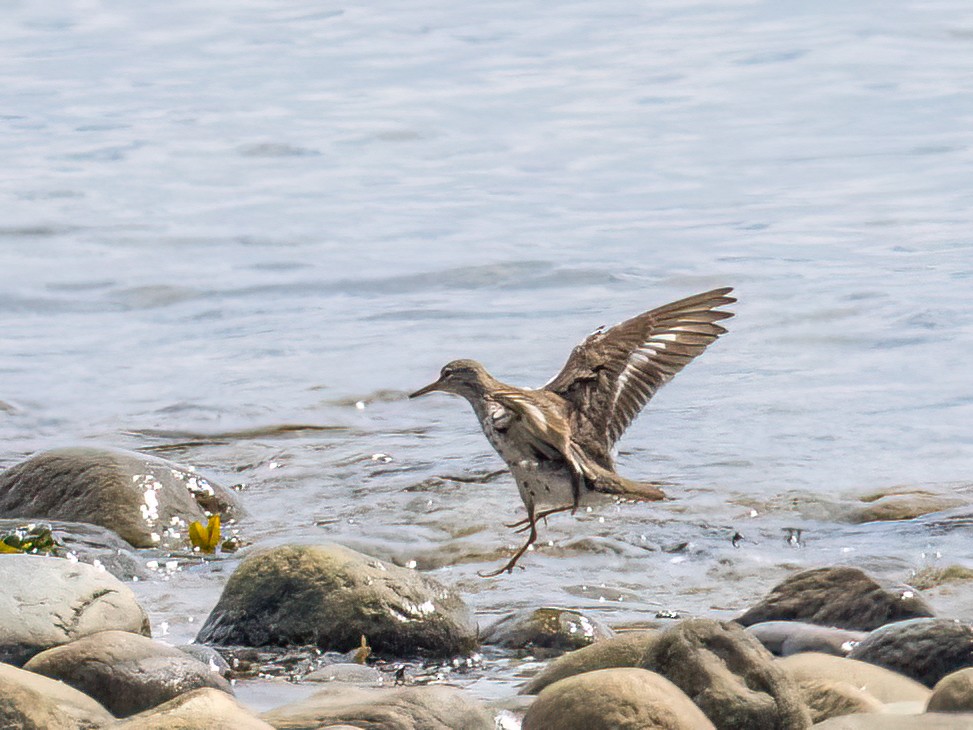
left=409, top=359, right=488, bottom=399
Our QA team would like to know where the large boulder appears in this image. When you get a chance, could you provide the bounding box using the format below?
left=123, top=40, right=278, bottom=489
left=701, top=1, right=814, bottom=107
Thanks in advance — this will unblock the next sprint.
left=481, top=607, right=613, bottom=655
left=776, top=652, right=930, bottom=703
left=848, top=618, right=973, bottom=687
left=115, top=688, right=274, bottom=730
left=520, top=630, right=659, bottom=694
left=262, top=684, right=494, bottom=730
left=745, top=621, right=865, bottom=657
left=522, top=667, right=715, bottom=730
left=642, top=618, right=811, bottom=730
left=196, top=543, right=477, bottom=658
left=929, top=668, right=973, bottom=712
left=0, top=447, right=241, bottom=548
left=0, top=661, right=114, bottom=730
left=23, top=630, right=231, bottom=717
left=737, top=567, right=934, bottom=631
left=0, top=553, right=150, bottom=666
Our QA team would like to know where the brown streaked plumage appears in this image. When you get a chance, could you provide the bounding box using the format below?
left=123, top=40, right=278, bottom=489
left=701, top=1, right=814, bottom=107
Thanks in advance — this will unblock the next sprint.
left=410, top=287, right=735, bottom=576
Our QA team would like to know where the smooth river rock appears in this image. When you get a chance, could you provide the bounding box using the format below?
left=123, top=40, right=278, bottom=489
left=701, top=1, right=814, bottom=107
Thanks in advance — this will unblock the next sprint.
left=115, top=687, right=274, bottom=730
left=196, top=543, right=477, bottom=658
left=737, top=566, right=934, bottom=631
left=0, top=661, right=114, bottom=730
left=0, top=447, right=241, bottom=549
left=746, top=620, right=866, bottom=657
left=796, top=677, right=884, bottom=723
left=481, top=607, right=614, bottom=655
left=776, top=652, right=931, bottom=703
left=929, top=668, right=973, bottom=712
left=0, top=553, right=150, bottom=666
left=848, top=618, right=973, bottom=687
left=24, top=629, right=232, bottom=717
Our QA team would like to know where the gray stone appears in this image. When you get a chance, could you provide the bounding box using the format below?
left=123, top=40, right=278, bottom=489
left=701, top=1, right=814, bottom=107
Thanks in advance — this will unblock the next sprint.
left=522, top=667, right=715, bottom=730
left=0, top=447, right=241, bottom=548
left=737, top=567, right=934, bottom=631
left=0, top=661, right=114, bottom=730
left=114, top=687, right=274, bottom=730
left=0, top=553, right=150, bottom=666
left=776, top=652, right=930, bottom=703
left=813, top=714, right=973, bottom=729
left=929, top=668, right=973, bottom=712
left=746, top=621, right=866, bottom=657
left=643, top=618, right=812, bottom=730
left=262, top=684, right=494, bottom=730
left=196, top=543, right=477, bottom=659
left=796, top=677, right=884, bottom=723
left=24, top=629, right=231, bottom=717
left=520, top=630, right=659, bottom=694
left=178, top=643, right=231, bottom=676
left=849, top=618, right=973, bottom=687
left=481, top=607, right=613, bottom=655
left=305, top=662, right=384, bottom=685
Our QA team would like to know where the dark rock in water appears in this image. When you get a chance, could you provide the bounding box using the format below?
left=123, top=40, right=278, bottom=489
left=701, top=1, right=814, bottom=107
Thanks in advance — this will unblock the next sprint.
left=736, top=566, right=934, bottom=631
left=848, top=618, right=973, bottom=687
left=0, top=661, right=115, bottom=730
left=522, top=667, right=715, bottom=730
left=262, top=684, right=493, bottom=730
left=178, top=643, right=232, bottom=677
left=481, top=607, right=613, bottom=655
left=24, top=629, right=231, bottom=717
left=115, top=687, right=274, bottom=730
left=745, top=621, right=866, bottom=657
left=520, top=630, right=659, bottom=694
left=642, top=618, right=812, bottom=730
left=795, top=677, right=884, bottom=723
left=0, top=553, right=150, bottom=666
left=0, top=447, right=241, bottom=549
left=776, top=651, right=930, bottom=703
left=929, top=668, right=973, bottom=712
left=195, top=543, right=477, bottom=658
left=813, top=714, right=973, bottom=729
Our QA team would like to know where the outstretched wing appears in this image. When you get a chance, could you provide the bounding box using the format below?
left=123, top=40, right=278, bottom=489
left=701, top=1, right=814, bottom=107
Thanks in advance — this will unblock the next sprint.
left=543, top=287, right=735, bottom=465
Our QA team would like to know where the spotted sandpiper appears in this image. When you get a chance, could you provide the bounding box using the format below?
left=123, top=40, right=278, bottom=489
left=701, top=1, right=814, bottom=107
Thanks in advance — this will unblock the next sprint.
left=410, top=287, right=735, bottom=576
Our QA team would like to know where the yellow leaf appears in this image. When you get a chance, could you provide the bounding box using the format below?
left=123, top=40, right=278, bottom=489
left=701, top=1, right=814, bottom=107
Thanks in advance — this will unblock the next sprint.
left=0, top=541, right=22, bottom=554
left=189, top=514, right=221, bottom=553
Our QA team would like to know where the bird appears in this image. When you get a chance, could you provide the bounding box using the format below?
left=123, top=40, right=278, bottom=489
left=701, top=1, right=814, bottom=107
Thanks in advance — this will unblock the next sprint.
left=410, top=287, right=735, bottom=577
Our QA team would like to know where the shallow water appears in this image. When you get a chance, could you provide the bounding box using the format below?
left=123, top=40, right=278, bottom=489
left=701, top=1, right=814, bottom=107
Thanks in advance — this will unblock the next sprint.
left=2, top=0, right=973, bottom=711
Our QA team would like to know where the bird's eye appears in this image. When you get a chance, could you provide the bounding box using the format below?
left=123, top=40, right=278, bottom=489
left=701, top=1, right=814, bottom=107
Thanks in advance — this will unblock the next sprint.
left=441, top=368, right=453, bottom=378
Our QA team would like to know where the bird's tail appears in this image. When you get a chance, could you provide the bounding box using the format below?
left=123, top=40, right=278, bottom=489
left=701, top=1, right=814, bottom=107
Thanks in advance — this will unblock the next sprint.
left=569, top=446, right=666, bottom=501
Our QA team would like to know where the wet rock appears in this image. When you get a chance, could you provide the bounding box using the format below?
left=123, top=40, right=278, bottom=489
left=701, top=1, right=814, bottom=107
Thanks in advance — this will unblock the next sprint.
left=745, top=621, right=866, bottom=657
left=305, top=662, right=384, bottom=685
left=796, top=677, right=884, bottom=722
left=520, top=630, right=659, bottom=694
left=262, top=684, right=494, bottom=729
left=0, top=447, right=241, bottom=549
left=481, top=607, right=613, bottom=655
left=522, top=667, right=715, bottom=730
left=929, top=668, right=973, bottom=712
left=776, top=652, right=930, bottom=703
left=848, top=488, right=965, bottom=523
left=24, top=629, right=231, bottom=717
left=848, top=618, right=973, bottom=687
left=737, top=566, right=934, bottom=631
left=178, top=643, right=231, bottom=677
left=0, top=661, right=114, bottom=730
left=114, top=687, right=274, bottom=730
left=196, top=543, right=477, bottom=658
left=813, top=714, right=973, bottom=729
left=642, top=618, right=812, bottom=730
left=912, top=565, right=973, bottom=590
left=0, top=553, right=150, bottom=666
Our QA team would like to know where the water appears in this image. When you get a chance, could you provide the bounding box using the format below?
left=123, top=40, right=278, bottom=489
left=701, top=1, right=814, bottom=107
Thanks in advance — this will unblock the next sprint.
left=2, top=0, right=973, bottom=709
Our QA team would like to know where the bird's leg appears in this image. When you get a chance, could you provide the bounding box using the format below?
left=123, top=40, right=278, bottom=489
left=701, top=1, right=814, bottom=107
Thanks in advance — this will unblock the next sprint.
left=570, top=468, right=586, bottom=515
left=510, top=504, right=575, bottom=533
left=479, top=505, right=539, bottom=578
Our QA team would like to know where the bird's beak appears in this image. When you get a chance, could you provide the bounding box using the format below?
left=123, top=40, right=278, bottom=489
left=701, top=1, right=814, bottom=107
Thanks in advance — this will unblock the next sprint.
left=409, top=378, right=446, bottom=399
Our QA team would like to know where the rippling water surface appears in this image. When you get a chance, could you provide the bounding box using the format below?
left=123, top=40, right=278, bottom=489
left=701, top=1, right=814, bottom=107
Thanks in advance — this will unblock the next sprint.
left=2, top=0, right=973, bottom=709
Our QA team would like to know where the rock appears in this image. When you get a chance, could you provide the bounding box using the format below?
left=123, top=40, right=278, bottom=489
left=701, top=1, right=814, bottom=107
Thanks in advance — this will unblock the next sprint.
left=737, top=567, right=934, bottom=631
left=178, top=643, right=231, bottom=676
left=813, top=714, right=973, bottom=729
left=0, top=553, right=150, bottom=666
left=642, top=618, right=812, bottom=730
left=912, top=566, right=973, bottom=591
left=776, top=652, right=930, bottom=703
left=0, top=447, right=241, bottom=549
left=196, top=543, right=477, bottom=659
left=521, top=667, right=715, bottom=730
left=929, top=668, right=973, bottom=712
left=0, top=661, right=114, bottom=730
left=24, top=629, right=231, bottom=717
left=520, top=630, right=659, bottom=694
left=262, top=684, right=494, bottom=729
left=796, top=677, right=884, bottom=722
left=848, top=489, right=965, bottom=523
left=481, top=607, right=614, bottom=655
left=746, top=621, right=866, bottom=657
left=115, top=687, right=274, bottom=730
left=305, top=662, right=384, bottom=685
left=848, top=618, right=973, bottom=687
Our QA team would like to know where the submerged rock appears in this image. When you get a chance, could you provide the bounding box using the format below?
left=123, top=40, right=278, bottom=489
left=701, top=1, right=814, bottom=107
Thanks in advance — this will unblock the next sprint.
left=642, top=618, right=812, bottom=730
left=262, top=684, right=493, bottom=730
left=195, top=543, right=477, bottom=658
left=24, top=629, right=231, bottom=717
left=776, top=652, right=931, bottom=703
left=848, top=618, right=973, bottom=687
left=745, top=621, right=866, bottom=657
left=848, top=488, right=966, bottom=523
left=0, top=447, right=241, bottom=549
left=0, top=553, right=150, bottom=666
left=115, top=687, right=274, bottom=730
left=481, top=607, right=613, bottom=655
left=522, top=667, right=715, bottom=730
left=0, top=661, right=114, bottom=730
left=928, top=668, right=973, bottom=712
left=737, top=566, right=934, bottom=631
left=304, top=662, right=384, bottom=686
